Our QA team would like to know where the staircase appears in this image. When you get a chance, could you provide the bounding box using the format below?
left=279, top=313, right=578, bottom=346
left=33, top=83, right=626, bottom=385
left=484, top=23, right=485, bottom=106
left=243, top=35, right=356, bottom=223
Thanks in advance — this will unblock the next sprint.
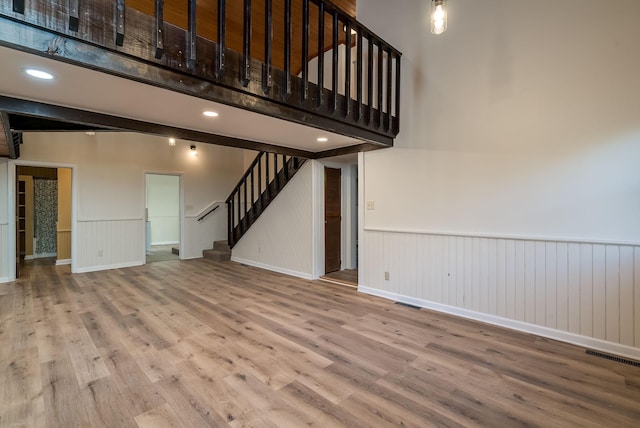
left=227, top=152, right=307, bottom=248
left=203, top=240, right=231, bottom=262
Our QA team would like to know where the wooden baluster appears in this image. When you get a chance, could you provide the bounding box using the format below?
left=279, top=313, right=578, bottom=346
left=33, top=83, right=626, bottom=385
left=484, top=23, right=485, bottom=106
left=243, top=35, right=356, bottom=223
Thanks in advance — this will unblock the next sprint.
left=265, top=153, right=270, bottom=197
left=394, top=52, right=401, bottom=133
left=283, top=0, right=292, bottom=97
left=377, top=40, right=383, bottom=128
left=386, top=46, right=392, bottom=131
left=263, top=0, right=273, bottom=92
left=69, top=0, right=79, bottom=31
left=317, top=0, right=325, bottom=108
left=356, top=27, right=363, bottom=122
left=12, top=0, right=25, bottom=14
left=236, top=191, right=241, bottom=230
left=216, top=0, right=226, bottom=78
left=251, top=168, right=255, bottom=212
left=154, top=0, right=164, bottom=59
left=187, top=0, right=197, bottom=70
left=331, top=11, right=338, bottom=113
left=243, top=177, right=248, bottom=221
left=283, top=155, right=289, bottom=180
left=227, top=199, right=233, bottom=245
left=274, top=154, right=279, bottom=187
left=301, top=0, right=309, bottom=102
left=258, top=154, right=262, bottom=205
left=366, top=34, right=373, bottom=125
left=344, top=20, right=351, bottom=118
left=241, top=0, right=252, bottom=87
left=115, top=0, right=125, bottom=46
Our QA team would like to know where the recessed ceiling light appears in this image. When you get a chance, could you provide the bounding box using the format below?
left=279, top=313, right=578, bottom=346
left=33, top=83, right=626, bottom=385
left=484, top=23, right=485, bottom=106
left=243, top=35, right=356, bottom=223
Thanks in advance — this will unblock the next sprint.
left=203, top=111, right=219, bottom=117
left=317, top=137, right=328, bottom=142
left=24, top=68, right=54, bottom=80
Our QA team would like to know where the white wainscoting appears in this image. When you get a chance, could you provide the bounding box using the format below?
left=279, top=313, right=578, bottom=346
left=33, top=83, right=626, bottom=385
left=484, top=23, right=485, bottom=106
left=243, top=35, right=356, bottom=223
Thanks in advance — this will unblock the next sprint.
left=361, top=229, right=640, bottom=360
left=75, top=219, right=144, bottom=272
left=0, top=223, right=9, bottom=282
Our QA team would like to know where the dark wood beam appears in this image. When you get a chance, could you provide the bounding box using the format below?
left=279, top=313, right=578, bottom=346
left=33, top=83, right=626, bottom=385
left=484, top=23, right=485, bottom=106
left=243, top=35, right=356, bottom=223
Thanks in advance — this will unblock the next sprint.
left=1, top=111, right=20, bottom=159
left=312, top=142, right=386, bottom=159
left=0, top=95, right=316, bottom=158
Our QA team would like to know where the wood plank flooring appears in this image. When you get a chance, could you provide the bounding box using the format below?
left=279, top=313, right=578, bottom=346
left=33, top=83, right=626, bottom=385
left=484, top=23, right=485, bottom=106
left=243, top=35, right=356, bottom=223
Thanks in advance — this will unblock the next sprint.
left=1, top=258, right=640, bottom=427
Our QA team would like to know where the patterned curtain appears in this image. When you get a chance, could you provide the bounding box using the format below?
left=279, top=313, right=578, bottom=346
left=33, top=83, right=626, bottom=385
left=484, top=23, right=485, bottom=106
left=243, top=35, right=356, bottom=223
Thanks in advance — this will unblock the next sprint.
left=34, top=178, right=58, bottom=255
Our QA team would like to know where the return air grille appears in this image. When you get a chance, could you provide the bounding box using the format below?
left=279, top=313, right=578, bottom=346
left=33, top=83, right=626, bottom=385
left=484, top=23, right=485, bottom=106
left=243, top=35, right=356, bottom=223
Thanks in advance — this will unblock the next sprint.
left=586, top=349, right=640, bottom=367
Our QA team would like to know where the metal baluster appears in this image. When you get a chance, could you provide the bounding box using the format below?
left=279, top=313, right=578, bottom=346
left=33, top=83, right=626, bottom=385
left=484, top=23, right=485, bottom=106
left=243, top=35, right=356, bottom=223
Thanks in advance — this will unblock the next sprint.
left=283, top=0, right=292, bottom=97
left=263, top=0, right=273, bottom=92
left=154, top=0, right=164, bottom=59
left=317, top=0, right=325, bottom=108
left=187, top=0, right=197, bottom=70
left=301, top=0, right=309, bottom=102
left=344, top=20, right=351, bottom=118
left=331, top=11, right=338, bottom=113
left=241, top=0, right=252, bottom=87
left=216, top=0, right=226, bottom=78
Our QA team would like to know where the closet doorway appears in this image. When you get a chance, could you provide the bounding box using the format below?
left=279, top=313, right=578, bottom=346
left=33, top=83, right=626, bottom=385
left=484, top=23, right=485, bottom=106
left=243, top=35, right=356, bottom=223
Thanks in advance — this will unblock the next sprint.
left=15, top=166, right=72, bottom=277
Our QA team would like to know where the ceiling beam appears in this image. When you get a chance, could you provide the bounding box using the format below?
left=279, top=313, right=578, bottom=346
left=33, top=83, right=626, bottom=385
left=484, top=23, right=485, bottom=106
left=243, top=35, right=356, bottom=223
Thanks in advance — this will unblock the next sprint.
left=0, top=111, right=20, bottom=159
left=0, top=95, right=317, bottom=158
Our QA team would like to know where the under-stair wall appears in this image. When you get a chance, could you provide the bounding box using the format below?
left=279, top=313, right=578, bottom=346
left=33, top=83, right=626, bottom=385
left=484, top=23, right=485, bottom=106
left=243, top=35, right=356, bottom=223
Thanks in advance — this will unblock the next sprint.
left=231, top=161, right=314, bottom=279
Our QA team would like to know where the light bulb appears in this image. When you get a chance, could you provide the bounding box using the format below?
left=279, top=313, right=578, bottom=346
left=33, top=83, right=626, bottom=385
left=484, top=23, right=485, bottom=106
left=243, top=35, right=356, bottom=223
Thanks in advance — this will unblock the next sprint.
left=431, top=0, right=448, bottom=35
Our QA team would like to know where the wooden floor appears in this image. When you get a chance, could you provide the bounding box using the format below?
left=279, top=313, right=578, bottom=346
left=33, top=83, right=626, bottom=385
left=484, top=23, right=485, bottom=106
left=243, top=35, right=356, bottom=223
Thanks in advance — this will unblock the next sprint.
left=321, top=269, right=358, bottom=287
left=2, top=259, right=640, bottom=427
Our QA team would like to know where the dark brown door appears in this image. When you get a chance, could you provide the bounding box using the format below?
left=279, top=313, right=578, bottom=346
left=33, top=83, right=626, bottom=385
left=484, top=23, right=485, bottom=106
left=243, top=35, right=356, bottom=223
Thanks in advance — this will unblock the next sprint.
left=16, top=177, right=24, bottom=278
left=324, top=167, right=341, bottom=274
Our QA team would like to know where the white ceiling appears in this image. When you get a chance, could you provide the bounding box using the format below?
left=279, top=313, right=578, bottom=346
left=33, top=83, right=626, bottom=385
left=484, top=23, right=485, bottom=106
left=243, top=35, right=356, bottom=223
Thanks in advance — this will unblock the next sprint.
left=0, top=45, right=363, bottom=152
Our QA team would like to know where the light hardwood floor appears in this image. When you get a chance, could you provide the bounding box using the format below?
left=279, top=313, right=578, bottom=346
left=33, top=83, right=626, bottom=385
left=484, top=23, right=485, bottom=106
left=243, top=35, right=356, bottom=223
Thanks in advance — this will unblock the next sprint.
left=1, top=258, right=639, bottom=427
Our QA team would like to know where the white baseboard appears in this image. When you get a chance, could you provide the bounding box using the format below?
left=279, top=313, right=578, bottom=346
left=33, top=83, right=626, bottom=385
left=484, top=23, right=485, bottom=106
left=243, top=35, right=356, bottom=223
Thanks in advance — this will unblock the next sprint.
left=0, top=276, right=10, bottom=284
left=231, top=256, right=313, bottom=280
left=150, top=241, right=179, bottom=246
left=74, top=261, right=143, bottom=273
left=55, top=259, right=71, bottom=266
left=358, top=286, right=640, bottom=362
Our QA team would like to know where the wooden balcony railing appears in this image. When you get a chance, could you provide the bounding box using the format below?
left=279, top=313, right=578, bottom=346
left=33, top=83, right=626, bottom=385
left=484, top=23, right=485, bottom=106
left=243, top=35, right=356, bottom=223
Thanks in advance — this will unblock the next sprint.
left=0, top=0, right=402, bottom=147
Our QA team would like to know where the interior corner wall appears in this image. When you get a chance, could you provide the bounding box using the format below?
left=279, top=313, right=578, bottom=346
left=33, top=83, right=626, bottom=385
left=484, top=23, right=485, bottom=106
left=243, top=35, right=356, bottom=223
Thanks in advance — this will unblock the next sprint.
left=231, top=161, right=314, bottom=279
left=357, top=0, right=640, bottom=358
left=0, top=132, right=245, bottom=275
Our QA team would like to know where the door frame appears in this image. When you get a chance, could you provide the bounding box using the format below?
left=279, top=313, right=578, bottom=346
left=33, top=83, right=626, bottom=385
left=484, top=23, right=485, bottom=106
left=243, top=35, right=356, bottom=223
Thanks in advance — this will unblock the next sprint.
left=8, top=160, right=77, bottom=279
left=142, top=171, right=184, bottom=262
left=311, top=157, right=360, bottom=281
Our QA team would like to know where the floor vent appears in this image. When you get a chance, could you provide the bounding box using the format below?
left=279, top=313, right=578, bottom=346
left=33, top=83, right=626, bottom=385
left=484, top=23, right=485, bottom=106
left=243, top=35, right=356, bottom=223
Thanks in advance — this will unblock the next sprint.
left=586, top=349, right=640, bottom=367
left=395, top=302, right=421, bottom=310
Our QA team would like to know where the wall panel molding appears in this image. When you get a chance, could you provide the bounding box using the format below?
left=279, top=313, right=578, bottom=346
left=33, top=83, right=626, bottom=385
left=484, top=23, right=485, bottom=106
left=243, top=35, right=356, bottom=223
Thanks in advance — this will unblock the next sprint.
left=362, top=229, right=640, bottom=358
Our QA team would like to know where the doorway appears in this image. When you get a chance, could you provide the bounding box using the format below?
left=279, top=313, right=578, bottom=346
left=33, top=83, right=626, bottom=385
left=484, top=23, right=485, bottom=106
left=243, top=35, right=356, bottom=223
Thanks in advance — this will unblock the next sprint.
left=324, top=167, right=341, bottom=274
left=14, top=165, right=72, bottom=278
left=145, top=173, right=180, bottom=263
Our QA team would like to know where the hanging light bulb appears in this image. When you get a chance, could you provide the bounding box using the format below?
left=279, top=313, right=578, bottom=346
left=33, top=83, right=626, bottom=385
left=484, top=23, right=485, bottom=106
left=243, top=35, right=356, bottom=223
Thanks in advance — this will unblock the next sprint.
left=431, top=0, right=448, bottom=35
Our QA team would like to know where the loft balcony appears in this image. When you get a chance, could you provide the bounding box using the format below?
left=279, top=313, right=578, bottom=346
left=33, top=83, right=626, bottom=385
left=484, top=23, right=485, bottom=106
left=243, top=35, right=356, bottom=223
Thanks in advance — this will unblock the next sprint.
left=0, top=0, right=401, bottom=158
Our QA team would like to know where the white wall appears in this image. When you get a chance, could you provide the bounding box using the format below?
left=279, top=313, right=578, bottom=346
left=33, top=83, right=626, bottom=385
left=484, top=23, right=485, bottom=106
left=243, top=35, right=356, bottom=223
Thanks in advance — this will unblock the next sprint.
left=0, top=132, right=246, bottom=278
left=358, top=0, right=640, bottom=357
left=232, top=162, right=314, bottom=279
left=146, top=174, right=180, bottom=245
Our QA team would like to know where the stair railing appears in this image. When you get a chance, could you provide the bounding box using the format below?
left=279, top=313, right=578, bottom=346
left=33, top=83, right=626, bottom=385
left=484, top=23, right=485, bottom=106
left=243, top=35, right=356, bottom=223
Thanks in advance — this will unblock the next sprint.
left=226, top=151, right=306, bottom=247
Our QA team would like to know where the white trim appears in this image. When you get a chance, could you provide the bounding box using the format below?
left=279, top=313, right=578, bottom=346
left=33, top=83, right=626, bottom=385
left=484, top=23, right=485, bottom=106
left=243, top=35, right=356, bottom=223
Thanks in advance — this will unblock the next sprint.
left=318, top=277, right=357, bottom=289
left=363, top=227, right=640, bottom=247
left=55, top=259, right=71, bottom=266
left=150, top=241, right=179, bottom=246
left=358, top=286, right=640, bottom=362
left=231, top=256, right=313, bottom=280
left=75, top=260, right=143, bottom=273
